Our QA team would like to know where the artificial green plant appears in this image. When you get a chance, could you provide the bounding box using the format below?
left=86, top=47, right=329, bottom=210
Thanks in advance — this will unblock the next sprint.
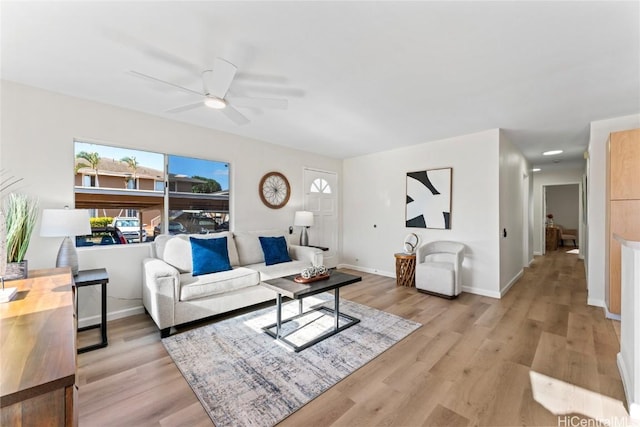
left=4, top=193, right=38, bottom=263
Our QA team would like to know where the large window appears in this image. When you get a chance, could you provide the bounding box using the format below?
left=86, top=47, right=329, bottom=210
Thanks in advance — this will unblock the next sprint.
left=73, top=141, right=230, bottom=246
left=167, top=155, right=230, bottom=236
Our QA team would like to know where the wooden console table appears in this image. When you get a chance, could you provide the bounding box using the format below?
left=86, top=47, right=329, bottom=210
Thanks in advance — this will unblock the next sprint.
left=394, top=253, right=416, bottom=287
left=0, top=268, right=78, bottom=426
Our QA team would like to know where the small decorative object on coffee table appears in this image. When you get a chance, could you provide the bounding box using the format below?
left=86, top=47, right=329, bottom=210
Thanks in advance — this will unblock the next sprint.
left=295, top=265, right=329, bottom=283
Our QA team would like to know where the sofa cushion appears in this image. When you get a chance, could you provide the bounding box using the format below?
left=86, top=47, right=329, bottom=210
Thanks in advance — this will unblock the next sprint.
left=259, top=236, right=292, bottom=266
left=234, top=230, right=289, bottom=266
left=190, top=236, right=232, bottom=276
left=155, top=232, right=240, bottom=272
left=246, top=260, right=310, bottom=281
left=179, top=267, right=260, bottom=301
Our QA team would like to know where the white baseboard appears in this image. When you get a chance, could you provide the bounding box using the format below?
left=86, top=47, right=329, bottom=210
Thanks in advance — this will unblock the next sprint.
left=587, top=297, right=605, bottom=308
left=461, top=285, right=501, bottom=299
left=617, top=352, right=640, bottom=420
left=340, top=264, right=505, bottom=299
left=337, top=264, right=395, bottom=278
left=78, top=305, right=145, bottom=329
left=533, top=251, right=542, bottom=256
left=460, top=269, right=522, bottom=300
left=501, top=269, right=523, bottom=297
left=605, top=307, right=621, bottom=321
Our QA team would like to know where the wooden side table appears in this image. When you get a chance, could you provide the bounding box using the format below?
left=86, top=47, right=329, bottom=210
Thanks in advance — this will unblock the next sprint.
left=74, top=268, right=109, bottom=353
left=545, top=226, right=560, bottom=252
left=394, top=253, right=416, bottom=287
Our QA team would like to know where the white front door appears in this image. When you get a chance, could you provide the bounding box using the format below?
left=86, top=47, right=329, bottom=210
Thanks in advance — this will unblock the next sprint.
left=303, top=168, right=338, bottom=268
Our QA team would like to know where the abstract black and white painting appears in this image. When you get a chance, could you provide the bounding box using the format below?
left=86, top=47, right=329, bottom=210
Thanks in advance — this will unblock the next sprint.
left=406, top=168, right=452, bottom=229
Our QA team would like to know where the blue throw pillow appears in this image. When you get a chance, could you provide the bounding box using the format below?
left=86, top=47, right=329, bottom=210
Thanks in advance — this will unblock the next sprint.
left=190, top=236, right=232, bottom=276
left=259, top=236, right=292, bottom=266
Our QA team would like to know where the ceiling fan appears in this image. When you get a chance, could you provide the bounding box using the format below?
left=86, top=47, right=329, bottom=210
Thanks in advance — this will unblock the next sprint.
left=129, top=57, right=288, bottom=125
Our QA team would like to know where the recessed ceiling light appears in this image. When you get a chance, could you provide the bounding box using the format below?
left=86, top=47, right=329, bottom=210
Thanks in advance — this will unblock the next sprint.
left=204, top=97, right=226, bottom=109
left=543, top=150, right=563, bottom=156
left=532, top=168, right=541, bottom=172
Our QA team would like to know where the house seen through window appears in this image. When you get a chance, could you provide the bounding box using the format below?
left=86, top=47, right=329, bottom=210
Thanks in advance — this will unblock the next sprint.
left=74, top=141, right=230, bottom=246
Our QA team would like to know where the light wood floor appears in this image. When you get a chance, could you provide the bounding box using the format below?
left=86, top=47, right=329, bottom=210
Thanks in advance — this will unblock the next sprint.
left=77, top=250, right=627, bottom=426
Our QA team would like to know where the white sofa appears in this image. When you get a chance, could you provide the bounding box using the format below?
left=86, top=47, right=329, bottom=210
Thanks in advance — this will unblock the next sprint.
left=142, top=230, right=323, bottom=337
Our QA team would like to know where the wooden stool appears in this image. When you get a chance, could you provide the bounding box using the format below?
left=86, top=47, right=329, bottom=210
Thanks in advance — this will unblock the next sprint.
left=394, top=253, right=416, bottom=287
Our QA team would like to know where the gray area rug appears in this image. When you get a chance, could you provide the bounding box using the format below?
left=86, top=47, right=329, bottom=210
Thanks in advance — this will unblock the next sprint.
left=162, top=293, right=421, bottom=427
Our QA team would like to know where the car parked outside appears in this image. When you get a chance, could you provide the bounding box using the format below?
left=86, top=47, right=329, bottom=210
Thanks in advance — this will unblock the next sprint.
left=76, top=226, right=127, bottom=247
left=112, top=217, right=147, bottom=243
left=172, top=212, right=219, bottom=234
left=153, top=221, right=188, bottom=238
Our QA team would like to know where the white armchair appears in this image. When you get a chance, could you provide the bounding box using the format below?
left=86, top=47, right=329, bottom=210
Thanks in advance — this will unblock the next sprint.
left=415, top=241, right=465, bottom=298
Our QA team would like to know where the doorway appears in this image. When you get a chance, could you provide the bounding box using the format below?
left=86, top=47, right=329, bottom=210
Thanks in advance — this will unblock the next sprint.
left=543, top=184, right=580, bottom=253
left=303, top=168, right=338, bottom=268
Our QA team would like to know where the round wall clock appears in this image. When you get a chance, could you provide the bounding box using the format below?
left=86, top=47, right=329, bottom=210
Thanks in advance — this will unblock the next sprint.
left=259, top=171, right=291, bottom=209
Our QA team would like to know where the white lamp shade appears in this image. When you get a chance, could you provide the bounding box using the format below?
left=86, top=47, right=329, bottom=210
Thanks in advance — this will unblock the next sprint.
left=294, top=211, right=314, bottom=227
left=40, top=209, right=91, bottom=237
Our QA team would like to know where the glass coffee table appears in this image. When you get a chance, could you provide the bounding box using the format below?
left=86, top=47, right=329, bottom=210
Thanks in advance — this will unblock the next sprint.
left=261, top=271, right=362, bottom=352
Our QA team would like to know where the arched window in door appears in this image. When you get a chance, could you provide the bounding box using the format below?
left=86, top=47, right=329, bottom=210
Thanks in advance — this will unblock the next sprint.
left=310, top=178, right=332, bottom=194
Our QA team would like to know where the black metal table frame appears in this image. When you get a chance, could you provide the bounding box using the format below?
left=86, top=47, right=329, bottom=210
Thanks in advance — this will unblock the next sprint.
left=75, top=268, right=109, bottom=354
left=262, top=287, right=360, bottom=352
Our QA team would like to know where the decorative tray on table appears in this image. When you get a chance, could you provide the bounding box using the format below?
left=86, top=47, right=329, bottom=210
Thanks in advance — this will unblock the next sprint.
left=293, top=273, right=330, bottom=284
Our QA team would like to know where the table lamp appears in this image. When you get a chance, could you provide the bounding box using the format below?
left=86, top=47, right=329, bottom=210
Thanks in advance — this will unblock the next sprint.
left=40, top=208, right=91, bottom=275
left=294, top=211, right=314, bottom=246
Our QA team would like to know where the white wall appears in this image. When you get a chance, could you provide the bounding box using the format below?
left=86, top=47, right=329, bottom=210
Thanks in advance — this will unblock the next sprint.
left=498, top=132, right=530, bottom=293
left=532, top=168, right=584, bottom=256
left=587, top=113, right=640, bottom=308
left=1, top=80, right=342, bottom=323
left=342, top=129, right=502, bottom=298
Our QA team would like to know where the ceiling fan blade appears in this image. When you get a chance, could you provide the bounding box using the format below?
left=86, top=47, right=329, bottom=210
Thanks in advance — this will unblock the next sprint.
left=209, top=58, right=237, bottom=99
left=226, top=96, right=288, bottom=110
left=128, top=70, right=203, bottom=97
left=165, top=101, right=204, bottom=114
left=220, top=105, right=249, bottom=126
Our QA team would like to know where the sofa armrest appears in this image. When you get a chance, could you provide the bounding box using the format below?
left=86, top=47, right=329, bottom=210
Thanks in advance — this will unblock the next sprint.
left=289, top=244, right=323, bottom=266
left=142, top=257, right=180, bottom=330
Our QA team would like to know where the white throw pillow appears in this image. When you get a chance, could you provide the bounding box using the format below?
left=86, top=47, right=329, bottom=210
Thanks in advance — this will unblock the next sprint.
left=234, top=230, right=289, bottom=266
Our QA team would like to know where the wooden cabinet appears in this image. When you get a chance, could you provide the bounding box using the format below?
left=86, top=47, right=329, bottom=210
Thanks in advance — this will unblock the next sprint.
left=0, top=268, right=77, bottom=426
left=607, top=128, right=640, bottom=315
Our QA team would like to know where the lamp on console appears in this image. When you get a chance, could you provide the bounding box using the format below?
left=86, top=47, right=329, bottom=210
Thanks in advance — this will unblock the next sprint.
left=40, top=208, right=91, bottom=276
left=294, top=211, right=314, bottom=246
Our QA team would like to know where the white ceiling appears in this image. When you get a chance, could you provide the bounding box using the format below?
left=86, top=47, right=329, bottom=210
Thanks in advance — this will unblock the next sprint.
left=2, top=1, right=639, bottom=169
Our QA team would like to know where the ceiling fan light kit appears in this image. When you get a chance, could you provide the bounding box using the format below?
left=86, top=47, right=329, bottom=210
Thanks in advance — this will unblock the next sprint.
left=204, top=97, right=226, bottom=109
